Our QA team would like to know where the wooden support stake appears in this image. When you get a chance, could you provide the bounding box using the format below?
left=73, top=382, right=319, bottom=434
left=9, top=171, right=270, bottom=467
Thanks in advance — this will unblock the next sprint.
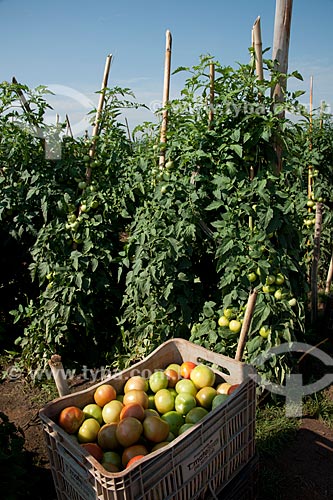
left=125, top=117, right=132, bottom=143
left=311, top=202, right=323, bottom=324
left=85, top=53, right=112, bottom=184
left=252, top=16, right=263, bottom=81
left=159, top=30, right=172, bottom=169
left=325, top=250, right=333, bottom=294
left=48, top=355, right=70, bottom=397
left=235, top=289, right=258, bottom=362
left=271, top=0, right=293, bottom=104
left=73, top=54, right=112, bottom=250
left=271, top=0, right=293, bottom=174
left=12, top=76, right=43, bottom=139
left=65, top=114, right=73, bottom=138
left=249, top=15, right=263, bottom=182
left=208, top=63, right=215, bottom=128
left=308, top=76, right=314, bottom=203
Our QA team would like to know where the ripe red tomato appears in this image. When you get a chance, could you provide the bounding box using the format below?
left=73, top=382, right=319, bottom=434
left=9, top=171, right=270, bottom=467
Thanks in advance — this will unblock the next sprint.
left=180, top=361, right=197, bottom=379
left=58, top=406, right=85, bottom=434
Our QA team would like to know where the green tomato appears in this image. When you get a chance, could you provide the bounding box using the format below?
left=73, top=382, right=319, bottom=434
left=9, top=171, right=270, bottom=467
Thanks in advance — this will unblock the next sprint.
left=165, top=160, right=174, bottom=170
left=259, top=326, right=271, bottom=338
left=67, top=213, right=77, bottom=224
left=223, top=308, right=236, bottom=320
left=247, top=272, right=257, bottom=283
left=229, top=320, right=242, bottom=334
left=149, top=371, right=169, bottom=393
left=154, top=389, right=175, bottom=414
left=90, top=200, right=99, bottom=209
left=274, top=289, right=284, bottom=300
left=218, top=316, right=229, bottom=328
left=174, top=393, right=196, bottom=415
left=275, top=273, right=285, bottom=285
left=71, top=221, right=81, bottom=232
left=265, top=275, right=276, bottom=285
left=91, top=160, right=101, bottom=168
left=288, top=298, right=297, bottom=307
left=161, top=411, right=184, bottom=436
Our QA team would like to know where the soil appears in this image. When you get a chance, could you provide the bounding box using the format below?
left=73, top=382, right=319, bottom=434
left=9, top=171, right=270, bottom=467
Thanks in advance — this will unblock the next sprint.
left=266, top=416, right=333, bottom=500
left=1, top=374, right=333, bottom=500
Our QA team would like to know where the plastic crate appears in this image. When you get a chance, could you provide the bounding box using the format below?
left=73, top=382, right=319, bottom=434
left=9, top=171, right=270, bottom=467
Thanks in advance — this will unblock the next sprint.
left=39, top=338, right=257, bottom=500
left=215, top=453, right=259, bottom=500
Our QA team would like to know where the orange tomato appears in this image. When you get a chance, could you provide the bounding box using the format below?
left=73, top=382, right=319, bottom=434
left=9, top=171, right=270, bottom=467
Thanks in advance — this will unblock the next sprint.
left=180, top=361, right=197, bottom=379
left=94, top=384, right=117, bottom=407
left=126, top=454, right=146, bottom=468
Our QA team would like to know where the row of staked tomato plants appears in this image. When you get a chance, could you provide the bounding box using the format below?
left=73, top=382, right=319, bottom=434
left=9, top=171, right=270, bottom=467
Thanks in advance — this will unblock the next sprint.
left=1, top=54, right=333, bottom=386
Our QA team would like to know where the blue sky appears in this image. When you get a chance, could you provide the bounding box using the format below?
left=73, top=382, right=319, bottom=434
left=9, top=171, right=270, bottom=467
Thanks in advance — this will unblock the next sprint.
left=1, top=0, right=332, bottom=133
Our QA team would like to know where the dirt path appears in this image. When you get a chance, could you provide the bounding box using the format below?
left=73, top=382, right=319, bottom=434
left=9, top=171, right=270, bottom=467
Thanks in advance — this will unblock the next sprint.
left=1, top=377, right=333, bottom=499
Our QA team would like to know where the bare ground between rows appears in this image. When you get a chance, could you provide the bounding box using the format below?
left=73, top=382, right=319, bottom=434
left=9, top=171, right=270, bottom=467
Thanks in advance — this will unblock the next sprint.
left=1, top=376, right=333, bottom=499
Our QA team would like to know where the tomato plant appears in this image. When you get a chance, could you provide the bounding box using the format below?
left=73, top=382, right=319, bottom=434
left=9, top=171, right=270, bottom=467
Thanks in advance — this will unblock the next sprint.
left=1, top=51, right=332, bottom=389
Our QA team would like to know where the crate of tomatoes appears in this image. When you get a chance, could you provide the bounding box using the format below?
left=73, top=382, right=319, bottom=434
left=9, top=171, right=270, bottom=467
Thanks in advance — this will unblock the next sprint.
left=39, top=338, right=257, bottom=500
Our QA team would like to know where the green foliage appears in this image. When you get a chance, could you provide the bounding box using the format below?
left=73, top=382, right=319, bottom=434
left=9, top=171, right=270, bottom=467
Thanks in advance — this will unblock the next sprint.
left=1, top=53, right=333, bottom=381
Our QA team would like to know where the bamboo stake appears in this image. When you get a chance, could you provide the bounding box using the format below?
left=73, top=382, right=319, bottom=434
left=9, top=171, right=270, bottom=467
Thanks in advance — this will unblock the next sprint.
left=311, top=202, right=323, bottom=324
left=208, top=63, right=215, bottom=128
left=252, top=16, right=264, bottom=81
left=271, top=0, right=293, bottom=104
left=159, top=30, right=172, bottom=169
left=12, top=76, right=43, bottom=139
left=271, top=0, right=293, bottom=174
left=85, top=53, right=112, bottom=184
left=325, top=250, right=333, bottom=294
left=308, top=76, right=314, bottom=203
left=319, top=100, right=324, bottom=129
left=248, top=17, right=263, bottom=230
left=48, top=355, right=70, bottom=397
left=249, top=16, right=263, bottom=182
left=73, top=54, right=112, bottom=250
left=65, top=114, right=73, bottom=138
left=125, top=117, right=132, bottom=143
left=235, top=289, right=258, bottom=362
